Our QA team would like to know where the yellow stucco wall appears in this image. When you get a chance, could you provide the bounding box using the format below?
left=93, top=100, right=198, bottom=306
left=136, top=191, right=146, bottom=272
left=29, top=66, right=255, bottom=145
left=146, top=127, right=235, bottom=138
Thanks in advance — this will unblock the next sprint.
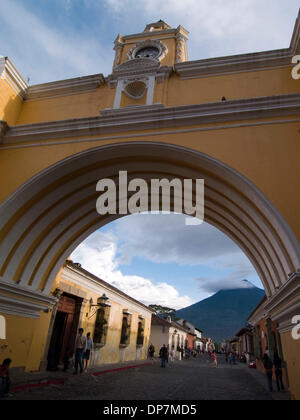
left=280, top=331, right=300, bottom=400
left=0, top=311, right=52, bottom=372
left=57, top=270, right=152, bottom=366
left=0, top=78, right=23, bottom=125
left=0, top=118, right=299, bottom=242
left=2, top=65, right=297, bottom=125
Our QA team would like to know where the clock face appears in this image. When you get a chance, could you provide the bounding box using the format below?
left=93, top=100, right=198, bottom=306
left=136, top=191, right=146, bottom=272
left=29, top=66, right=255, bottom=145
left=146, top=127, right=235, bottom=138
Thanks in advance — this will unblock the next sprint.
left=135, top=46, right=160, bottom=59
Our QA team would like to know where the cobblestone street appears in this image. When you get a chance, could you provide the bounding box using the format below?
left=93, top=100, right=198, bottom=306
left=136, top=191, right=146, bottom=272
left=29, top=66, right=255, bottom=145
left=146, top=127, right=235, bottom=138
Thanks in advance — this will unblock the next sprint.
left=5, top=355, right=290, bottom=401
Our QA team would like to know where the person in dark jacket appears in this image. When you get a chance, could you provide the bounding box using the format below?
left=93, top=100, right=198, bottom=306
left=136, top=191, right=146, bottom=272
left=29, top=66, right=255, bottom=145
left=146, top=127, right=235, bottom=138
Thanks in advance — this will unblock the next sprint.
left=0, top=358, right=12, bottom=398
left=273, top=352, right=285, bottom=392
left=159, top=344, right=168, bottom=368
left=263, top=353, right=274, bottom=392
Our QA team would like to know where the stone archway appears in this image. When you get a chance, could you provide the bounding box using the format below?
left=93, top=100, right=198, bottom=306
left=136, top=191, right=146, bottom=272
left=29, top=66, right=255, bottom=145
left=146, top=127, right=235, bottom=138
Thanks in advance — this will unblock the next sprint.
left=0, top=142, right=298, bottom=315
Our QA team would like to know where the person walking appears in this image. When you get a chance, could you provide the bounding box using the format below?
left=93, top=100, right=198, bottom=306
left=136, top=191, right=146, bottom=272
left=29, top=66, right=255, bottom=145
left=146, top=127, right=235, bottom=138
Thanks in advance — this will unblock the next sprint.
left=170, top=346, right=175, bottom=362
left=148, top=344, right=155, bottom=360
left=83, top=332, right=94, bottom=372
left=263, top=353, right=274, bottom=392
left=73, top=328, right=87, bottom=375
left=0, top=358, right=12, bottom=399
left=159, top=344, right=168, bottom=368
left=210, top=351, right=218, bottom=368
left=273, top=351, right=285, bottom=392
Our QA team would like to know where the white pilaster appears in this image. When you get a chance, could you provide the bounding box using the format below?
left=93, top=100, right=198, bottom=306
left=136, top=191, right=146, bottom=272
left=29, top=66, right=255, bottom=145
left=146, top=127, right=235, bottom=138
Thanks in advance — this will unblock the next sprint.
left=113, top=79, right=124, bottom=109
left=146, top=75, right=155, bottom=106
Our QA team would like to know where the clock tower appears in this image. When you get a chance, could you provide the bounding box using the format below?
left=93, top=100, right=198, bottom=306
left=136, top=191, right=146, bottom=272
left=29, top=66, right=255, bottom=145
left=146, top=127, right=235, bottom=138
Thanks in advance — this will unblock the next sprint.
left=108, top=20, right=189, bottom=109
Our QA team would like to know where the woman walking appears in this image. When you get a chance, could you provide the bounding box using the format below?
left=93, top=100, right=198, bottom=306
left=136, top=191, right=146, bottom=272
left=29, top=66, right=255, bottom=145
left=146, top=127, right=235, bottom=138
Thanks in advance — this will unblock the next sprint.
left=273, top=352, right=285, bottom=392
left=83, top=332, right=94, bottom=372
left=263, top=353, right=274, bottom=392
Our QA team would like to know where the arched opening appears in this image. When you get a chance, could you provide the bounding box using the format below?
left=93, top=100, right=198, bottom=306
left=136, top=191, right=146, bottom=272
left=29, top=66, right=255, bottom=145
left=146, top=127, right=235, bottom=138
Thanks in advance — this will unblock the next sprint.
left=0, top=142, right=298, bottom=307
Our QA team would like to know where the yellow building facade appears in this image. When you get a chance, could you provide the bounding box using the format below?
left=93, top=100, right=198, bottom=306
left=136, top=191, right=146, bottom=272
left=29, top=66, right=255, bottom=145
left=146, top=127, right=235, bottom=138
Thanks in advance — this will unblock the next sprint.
left=0, top=16, right=300, bottom=398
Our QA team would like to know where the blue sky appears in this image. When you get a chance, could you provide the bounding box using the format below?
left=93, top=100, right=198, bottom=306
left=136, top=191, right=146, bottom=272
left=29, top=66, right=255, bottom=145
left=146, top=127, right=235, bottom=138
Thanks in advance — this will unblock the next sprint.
left=1, top=1, right=298, bottom=308
left=1, top=0, right=299, bottom=84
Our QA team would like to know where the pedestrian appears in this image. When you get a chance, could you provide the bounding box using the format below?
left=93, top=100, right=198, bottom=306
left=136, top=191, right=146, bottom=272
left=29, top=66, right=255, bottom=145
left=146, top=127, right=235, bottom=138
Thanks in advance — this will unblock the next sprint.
left=273, top=351, right=285, bottom=392
left=263, top=353, right=274, bottom=392
left=0, top=358, right=12, bottom=399
left=159, top=344, right=168, bottom=368
left=170, top=346, right=175, bottom=362
left=83, top=332, right=94, bottom=372
left=148, top=344, right=155, bottom=360
left=180, top=345, right=184, bottom=360
left=73, top=328, right=87, bottom=375
left=210, top=351, right=218, bottom=368
left=229, top=352, right=236, bottom=365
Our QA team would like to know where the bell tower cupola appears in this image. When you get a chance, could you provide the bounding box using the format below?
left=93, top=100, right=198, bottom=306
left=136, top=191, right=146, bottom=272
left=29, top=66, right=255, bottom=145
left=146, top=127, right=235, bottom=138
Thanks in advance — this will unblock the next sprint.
left=108, top=20, right=189, bottom=110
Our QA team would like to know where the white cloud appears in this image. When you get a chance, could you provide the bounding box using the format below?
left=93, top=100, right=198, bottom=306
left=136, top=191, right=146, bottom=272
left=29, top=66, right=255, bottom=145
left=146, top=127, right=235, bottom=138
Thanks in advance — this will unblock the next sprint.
left=0, top=0, right=113, bottom=83
left=71, top=214, right=262, bottom=308
left=113, top=213, right=250, bottom=266
left=71, top=229, right=192, bottom=309
left=105, top=0, right=299, bottom=57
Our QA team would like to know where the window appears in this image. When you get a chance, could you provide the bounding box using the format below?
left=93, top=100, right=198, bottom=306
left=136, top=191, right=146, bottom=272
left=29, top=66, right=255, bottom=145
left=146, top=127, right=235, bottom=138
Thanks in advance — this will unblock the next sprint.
left=137, top=320, right=145, bottom=346
left=93, top=306, right=110, bottom=346
left=120, top=313, right=132, bottom=346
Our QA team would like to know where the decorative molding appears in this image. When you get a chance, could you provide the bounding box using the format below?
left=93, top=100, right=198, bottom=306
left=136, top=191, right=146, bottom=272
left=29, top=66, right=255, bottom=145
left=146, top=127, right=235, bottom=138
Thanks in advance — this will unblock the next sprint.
left=3, top=93, right=300, bottom=144
left=123, top=80, right=147, bottom=99
left=24, top=74, right=105, bottom=101
left=0, top=279, right=58, bottom=306
left=113, top=35, right=124, bottom=69
left=0, top=120, right=8, bottom=144
left=108, top=58, right=172, bottom=88
left=2, top=117, right=300, bottom=151
left=0, top=294, right=49, bottom=318
left=175, top=49, right=295, bottom=79
left=122, top=28, right=179, bottom=41
left=273, top=301, right=300, bottom=334
left=290, top=9, right=300, bottom=54
left=175, top=31, right=188, bottom=63
left=0, top=280, right=57, bottom=318
left=264, top=271, right=300, bottom=315
left=0, top=57, right=28, bottom=99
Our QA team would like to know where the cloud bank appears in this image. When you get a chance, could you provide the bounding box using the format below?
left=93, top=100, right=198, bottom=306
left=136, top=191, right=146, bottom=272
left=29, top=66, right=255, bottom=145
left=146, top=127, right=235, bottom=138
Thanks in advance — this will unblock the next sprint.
left=71, top=228, right=193, bottom=309
left=71, top=214, right=261, bottom=308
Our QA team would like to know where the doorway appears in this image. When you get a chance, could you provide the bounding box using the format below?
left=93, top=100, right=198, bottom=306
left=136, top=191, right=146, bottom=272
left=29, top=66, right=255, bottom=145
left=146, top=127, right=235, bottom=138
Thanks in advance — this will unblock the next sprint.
left=47, top=294, right=78, bottom=371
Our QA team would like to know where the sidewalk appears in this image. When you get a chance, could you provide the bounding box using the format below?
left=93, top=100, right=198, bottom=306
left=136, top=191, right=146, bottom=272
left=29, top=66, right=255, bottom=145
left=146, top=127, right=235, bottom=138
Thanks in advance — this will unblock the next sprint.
left=10, top=359, right=156, bottom=393
left=238, top=363, right=290, bottom=401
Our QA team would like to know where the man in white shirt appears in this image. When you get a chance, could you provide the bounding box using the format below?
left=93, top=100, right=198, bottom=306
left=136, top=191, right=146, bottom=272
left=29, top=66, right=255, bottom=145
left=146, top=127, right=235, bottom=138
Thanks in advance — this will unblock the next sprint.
left=73, top=328, right=87, bottom=374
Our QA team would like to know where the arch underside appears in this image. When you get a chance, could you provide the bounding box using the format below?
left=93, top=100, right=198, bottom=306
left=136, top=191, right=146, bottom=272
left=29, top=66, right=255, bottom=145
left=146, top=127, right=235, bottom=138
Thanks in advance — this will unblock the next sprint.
left=0, top=142, right=299, bottom=301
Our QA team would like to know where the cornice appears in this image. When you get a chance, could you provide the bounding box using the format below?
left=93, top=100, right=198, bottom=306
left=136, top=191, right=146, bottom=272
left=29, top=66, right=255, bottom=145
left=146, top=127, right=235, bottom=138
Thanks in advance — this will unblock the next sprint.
left=175, top=48, right=294, bottom=79
left=290, top=9, right=300, bottom=54
left=3, top=93, right=300, bottom=144
left=108, top=59, right=172, bottom=86
left=0, top=279, right=58, bottom=318
left=262, top=271, right=300, bottom=332
left=273, top=301, right=300, bottom=333
left=24, top=73, right=105, bottom=102
left=63, top=264, right=154, bottom=316
left=0, top=280, right=58, bottom=305
left=0, top=57, right=28, bottom=99
left=122, top=28, right=178, bottom=41
left=175, top=11, right=300, bottom=80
